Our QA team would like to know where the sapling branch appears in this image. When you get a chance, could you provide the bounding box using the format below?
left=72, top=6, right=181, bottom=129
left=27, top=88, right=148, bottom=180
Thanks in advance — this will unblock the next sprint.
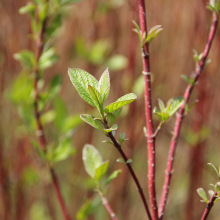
left=97, top=189, right=118, bottom=220
left=32, top=1, right=72, bottom=220
left=201, top=191, right=218, bottom=220
left=107, top=131, right=152, bottom=220
left=159, top=12, right=219, bottom=219
left=138, top=0, right=158, bottom=218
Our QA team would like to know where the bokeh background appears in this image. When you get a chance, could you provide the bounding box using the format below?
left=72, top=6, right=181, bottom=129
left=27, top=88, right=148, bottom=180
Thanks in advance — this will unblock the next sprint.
left=1, top=0, right=220, bottom=219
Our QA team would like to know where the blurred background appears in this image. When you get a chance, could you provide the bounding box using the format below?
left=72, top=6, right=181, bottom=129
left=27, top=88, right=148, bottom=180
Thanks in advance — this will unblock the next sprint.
left=1, top=0, right=220, bottom=219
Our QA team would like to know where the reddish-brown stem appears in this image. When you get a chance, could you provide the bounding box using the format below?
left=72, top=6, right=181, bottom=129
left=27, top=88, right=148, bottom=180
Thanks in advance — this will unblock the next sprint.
left=138, top=0, right=158, bottom=219
left=108, top=132, right=152, bottom=220
left=32, top=2, right=72, bottom=220
left=201, top=192, right=218, bottom=220
left=159, top=12, right=219, bottom=219
left=97, top=190, right=118, bottom=220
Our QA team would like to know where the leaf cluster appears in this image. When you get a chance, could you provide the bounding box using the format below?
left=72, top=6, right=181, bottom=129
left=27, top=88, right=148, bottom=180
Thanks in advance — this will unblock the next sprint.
left=153, top=97, right=185, bottom=124
left=68, top=68, right=137, bottom=133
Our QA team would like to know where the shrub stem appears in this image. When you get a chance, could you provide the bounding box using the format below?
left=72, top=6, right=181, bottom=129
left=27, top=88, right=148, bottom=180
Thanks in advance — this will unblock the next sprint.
left=159, top=12, right=219, bottom=219
left=107, top=132, right=152, bottom=220
left=201, top=191, right=218, bottom=220
left=138, top=0, right=158, bottom=219
left=33, top=1, right=72, bottom=220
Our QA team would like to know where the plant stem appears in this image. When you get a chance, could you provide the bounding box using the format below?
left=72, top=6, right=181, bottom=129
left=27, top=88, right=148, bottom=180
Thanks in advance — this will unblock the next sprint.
left=33, top=1, right=72, bottom=220
left=138, top=0, right=158, bottom=219
left=107, top=132, right=152, bottom=220
left=159, top=12, right=219, bottom=219
left=201, top=191, right=218, bottom=220
left=97, top=190, right=118, bottom=220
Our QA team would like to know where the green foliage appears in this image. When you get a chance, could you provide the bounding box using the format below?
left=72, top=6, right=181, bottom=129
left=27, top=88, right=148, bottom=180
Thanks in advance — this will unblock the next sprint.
left=153, top=97, right=185, bottom=123
left=207, top=0, right=220, bottom=13
left=83, top=144, right=107, bottom=180
left=105, top=169, right=122, bottom=185
left=197, top=188, right=209, bottom=203
left=68, top=68, right=137, bottom=130
left=14, top=50, right=36, bottom=69
left=106, top=54, right=128, bottom=71
left=133, top=21, right=163, bottom=47
left=208, top=163, right=220, bottom=179
left=80, top=114, right=103, bottom=131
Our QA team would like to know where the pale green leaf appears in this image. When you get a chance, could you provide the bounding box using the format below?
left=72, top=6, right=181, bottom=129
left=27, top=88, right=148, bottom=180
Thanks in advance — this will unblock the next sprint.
left=104, top=93, right=137, bottom=113
left=208, top=163, right=220, bottom=178
left=94, top=161, right=109, bottom=181
left=39, top=47, right=59, bottom=70
left=146, top=25, right=163, bottom=43
left=99, top=68, right=110, bottom=102
left=116, top=158, right=125, bottom=163
left=82, top=144, right=103, bottom=178
left=106, top=55, right=128, bottom=71
left=197, top=188, right=208, bottom=203
left=166, top=97, right=185, bottom=117
left=104, top=124, right=118, bottom=133
left=88, top=85, right=103, bottom=112
left=158, top=99, right=165, bottom=112
left=105, top=169, right=122, bottom=185
left=80, top=114, right=103, bottom=131
left=14, top=50, right=36, bottom=69
left=68, top=68, right=99, bottom=108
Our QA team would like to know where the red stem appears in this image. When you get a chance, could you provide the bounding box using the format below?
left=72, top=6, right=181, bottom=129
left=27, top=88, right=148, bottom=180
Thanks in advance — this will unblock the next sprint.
left=108, top=132, right=152, bottom=220
left=98, top=190, right=118, bottom=220
left=32, top=2, right=72, bottom=220
left=201, top=192, right=218, bottom=220
left=138, top=0, right=158, bottom=219
left=159, top=12, right=219, bottom=219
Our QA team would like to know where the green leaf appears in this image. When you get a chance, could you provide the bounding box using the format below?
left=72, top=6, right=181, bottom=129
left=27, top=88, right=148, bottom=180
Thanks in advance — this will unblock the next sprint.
left=46, top=138, right=76, bottom=162
left=153, top=108, right=170, bottom=123
left=116, top=158, right=125, bottom=163
left=126, top=159, right=133, bottom=164
left=215, top=182, right=220, bottom=193
left=94, top=161, right=109, bottom=181
left=19, top=3, right=36, bottom=17
left=61, top=114, right=82, bottom=133
left=40, top=110, right=56, bottom=125
left=208, top=163, right=220, bottom=178
left=166, top=97, right=185, bottom=117
left=208, top=190, right=215, bottom=197
left=197, top=188, right=209, bottom=203
left=88, top=85, right=103, bottom=112
left=146, top=25, right=163, bottom=43
left=80, top=114, right=103, bottom=131
left=106, top=55, right=128, bottom=71
left=14, top=50, right=36, bottom=69
left=132, top=20, right=142, bottom=43
left=106, top=113, right=116, bottom=125
left=68, top=68, right=99, bottom=108
left=104, top=124, right=118, bottom=133
left=99, top=68, right=110, bottom=103
left=60, top=0, right=82, bottom=6
left=158, top=99, right=166, bottom=112
left=132, top=75, right=145, bottom=96
left=82, top=144, right=103, bottom=178
left=104, top=93, right=137, bottom=113
left=39, top=48, right=59, bottom=70
left=119, top=132, right=128, bottom=144
left=105, top=169, right=122, bottom=185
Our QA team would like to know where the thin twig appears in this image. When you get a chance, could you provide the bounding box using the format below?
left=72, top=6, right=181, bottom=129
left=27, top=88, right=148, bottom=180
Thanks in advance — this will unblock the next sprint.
left=159, top=12, right=219, bottom=219
left=32, top=1, right=72, bottom=220
left=201, top=192, right=218, bottom=220
left=97, top=190, right=118, bottom=220
left=138, top=0, right=158, bottom=219
left=107, top=132, right=152, bottom=220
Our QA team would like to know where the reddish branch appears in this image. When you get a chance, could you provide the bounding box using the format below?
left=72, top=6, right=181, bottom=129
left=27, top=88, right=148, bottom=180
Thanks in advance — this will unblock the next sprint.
left=201, top=192, right=218, bottom=220
left=138, top=0, right=158, bottom=219
left=97, top=190, right=118, bottom=220
left=159, top=12, right=219, bottom=219
left=33, top=2, right=72, bottom=220
left=107, top=132, right=152, bottom=220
